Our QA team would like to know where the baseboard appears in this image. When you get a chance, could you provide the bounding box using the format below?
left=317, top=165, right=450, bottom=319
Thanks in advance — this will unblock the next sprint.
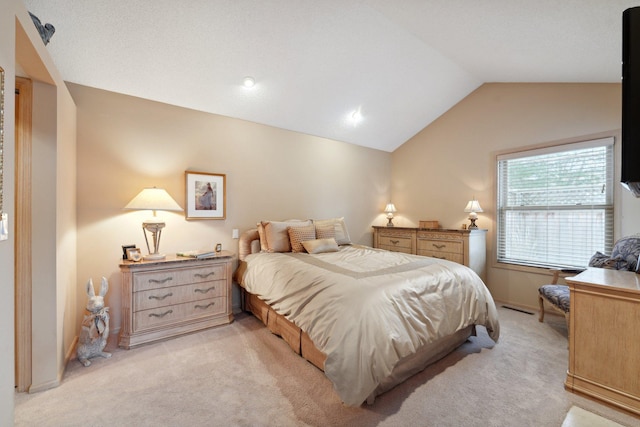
left=28, top=378, right=60, bottom=394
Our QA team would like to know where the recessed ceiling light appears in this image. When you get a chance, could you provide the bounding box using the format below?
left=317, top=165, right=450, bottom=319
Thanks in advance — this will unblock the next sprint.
left=243, top=76, right=255, bottom=88
left=350, top=108, right=363, bottom=123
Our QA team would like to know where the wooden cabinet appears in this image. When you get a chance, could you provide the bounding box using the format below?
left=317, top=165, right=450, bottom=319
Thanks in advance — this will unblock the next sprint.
left=119, top=252, right=234, bottom=349
left=565, top=268, right=640, bottom=416
left=372, top=226, right=487, bottom=281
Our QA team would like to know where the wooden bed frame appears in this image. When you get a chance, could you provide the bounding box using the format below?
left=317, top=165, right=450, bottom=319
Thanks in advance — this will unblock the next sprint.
left=234, top=228, right=475, bottom=404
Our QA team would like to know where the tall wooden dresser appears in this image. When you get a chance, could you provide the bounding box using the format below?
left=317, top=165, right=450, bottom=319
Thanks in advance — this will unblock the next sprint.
left=565, top=268, right=640, bottom=416
left=119, top=252, right=234, bottom=349
left=372, top=226, right=487, bottom=281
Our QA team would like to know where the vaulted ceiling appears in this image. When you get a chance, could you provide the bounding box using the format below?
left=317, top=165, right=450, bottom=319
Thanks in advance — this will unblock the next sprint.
left=22, top=1, right=640, bottom=152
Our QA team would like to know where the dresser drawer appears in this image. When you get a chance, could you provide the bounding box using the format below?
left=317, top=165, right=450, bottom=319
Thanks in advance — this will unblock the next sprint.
left=133, top=268, right=183, bottom=292
left=185, top=264, right=226, bottom=283
left=417, top=239, right=462, bottom=255
left=417, top=250, right=463, bottom=264
left=379, top=244, right=413, bottom=254
left=134, top=297, right=226, bottom=331
left=378, top=235, right=412, bottom=251
left=134, top=280, right=227, bottom=311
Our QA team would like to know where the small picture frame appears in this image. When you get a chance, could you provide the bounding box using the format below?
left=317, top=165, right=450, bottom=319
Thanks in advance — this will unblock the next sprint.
left=215, top=243, right=222, bottom=253
left=185, top=171, right=226, bottom=220
left=122, top=244, right=137, bottom=260
left=126, top=248, right=142, bottom=262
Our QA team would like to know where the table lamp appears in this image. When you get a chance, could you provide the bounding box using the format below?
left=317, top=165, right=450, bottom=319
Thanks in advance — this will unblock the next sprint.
left=124, top=187, right=183, bottom=260
left=385, top=203, right=397, bottom=227
left=464, top=199, right=483, bottom=229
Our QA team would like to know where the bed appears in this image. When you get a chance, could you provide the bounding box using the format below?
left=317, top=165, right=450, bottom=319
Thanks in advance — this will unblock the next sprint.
left=234, top=219, right=500, bottom=406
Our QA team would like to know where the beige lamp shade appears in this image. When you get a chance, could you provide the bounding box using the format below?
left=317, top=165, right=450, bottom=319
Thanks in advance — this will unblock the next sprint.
left=464, top=199, right=483, bottom=214
left=124, top=187, right=183, bottom=214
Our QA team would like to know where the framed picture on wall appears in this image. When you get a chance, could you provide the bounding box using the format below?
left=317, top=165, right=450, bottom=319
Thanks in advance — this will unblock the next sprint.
left=185, top=171, right=226, bottom=220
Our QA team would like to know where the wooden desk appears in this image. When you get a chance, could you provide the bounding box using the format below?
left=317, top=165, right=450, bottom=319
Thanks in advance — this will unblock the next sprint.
left=565, top=268, right=640, bottom=416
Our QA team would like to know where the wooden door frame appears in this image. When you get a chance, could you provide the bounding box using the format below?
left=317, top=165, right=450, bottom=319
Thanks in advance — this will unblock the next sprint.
left=15, top=76, right=32, bottom=392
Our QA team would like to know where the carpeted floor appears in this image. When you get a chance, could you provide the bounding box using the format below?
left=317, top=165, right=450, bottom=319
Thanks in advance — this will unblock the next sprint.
left=14, top=305, right=640, bottom=426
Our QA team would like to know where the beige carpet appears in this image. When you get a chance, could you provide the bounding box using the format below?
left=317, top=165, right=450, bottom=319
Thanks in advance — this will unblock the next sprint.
left=14, top=306, right=639, bottom=426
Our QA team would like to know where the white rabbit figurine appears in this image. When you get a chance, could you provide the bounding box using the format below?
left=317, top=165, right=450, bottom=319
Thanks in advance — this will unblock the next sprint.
left=77, top=277, right=111, bottom=367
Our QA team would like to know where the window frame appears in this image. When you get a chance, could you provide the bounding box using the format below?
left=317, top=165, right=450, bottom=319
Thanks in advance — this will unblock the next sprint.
left=495, top=136, right=615, bottom=270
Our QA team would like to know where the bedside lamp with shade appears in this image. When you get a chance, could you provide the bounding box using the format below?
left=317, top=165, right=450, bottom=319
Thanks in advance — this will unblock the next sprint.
left=124, top=187, right=183, bottom=260
left=384, top=203, right=397, bottom=227
left=464, top=199, right=483, bottom=229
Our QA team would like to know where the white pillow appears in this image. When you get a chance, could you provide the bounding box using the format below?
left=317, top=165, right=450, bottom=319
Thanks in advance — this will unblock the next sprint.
left=302, top=238, right=339, bottom=254
left=312, top=217, right=352, bottom=245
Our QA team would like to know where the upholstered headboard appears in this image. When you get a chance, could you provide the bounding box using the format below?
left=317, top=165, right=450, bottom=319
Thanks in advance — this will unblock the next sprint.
left=238, top=228, right=260, bottom=261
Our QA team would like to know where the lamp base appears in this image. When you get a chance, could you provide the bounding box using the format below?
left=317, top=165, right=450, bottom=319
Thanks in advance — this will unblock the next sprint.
left=468, top=218, right=478, bottom=229
left=143, top=253, right=166, bottom=261
left=386, top=218, right=395, bottom=227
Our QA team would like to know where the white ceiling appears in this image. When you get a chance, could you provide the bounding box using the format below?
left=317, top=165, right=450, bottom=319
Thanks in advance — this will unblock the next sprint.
left=22, top=0, right=640, bottom=152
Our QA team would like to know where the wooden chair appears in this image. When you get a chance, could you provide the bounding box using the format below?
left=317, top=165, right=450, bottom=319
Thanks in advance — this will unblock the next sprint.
left=538, top=268, right=571, bottom=335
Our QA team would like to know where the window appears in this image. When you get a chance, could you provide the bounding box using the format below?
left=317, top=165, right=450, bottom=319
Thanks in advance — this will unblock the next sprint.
left=497, top=137, right=614, bottom=269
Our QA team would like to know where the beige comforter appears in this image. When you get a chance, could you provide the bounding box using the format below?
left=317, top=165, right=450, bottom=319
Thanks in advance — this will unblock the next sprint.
left=241, top=245, right=500, bottom=406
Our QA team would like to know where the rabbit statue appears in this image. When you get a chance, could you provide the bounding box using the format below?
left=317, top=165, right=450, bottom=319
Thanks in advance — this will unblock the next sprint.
left=77, top=277, right=112, bottom=367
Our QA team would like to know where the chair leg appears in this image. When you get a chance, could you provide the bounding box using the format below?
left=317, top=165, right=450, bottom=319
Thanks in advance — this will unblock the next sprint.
left=538, top=295, right=545, bottom=322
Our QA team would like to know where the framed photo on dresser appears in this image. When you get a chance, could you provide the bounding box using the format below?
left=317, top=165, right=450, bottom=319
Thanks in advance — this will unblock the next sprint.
left=185, top=171, right=226, bottom=220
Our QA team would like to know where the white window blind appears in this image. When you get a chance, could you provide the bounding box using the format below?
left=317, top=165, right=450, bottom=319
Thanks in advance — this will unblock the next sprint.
left=497, top=137, right=614, bottom=269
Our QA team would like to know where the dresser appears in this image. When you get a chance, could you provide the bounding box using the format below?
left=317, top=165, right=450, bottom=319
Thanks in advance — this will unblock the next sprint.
left=372, top=226, right=487, bottom=280
left=119, top=252, right=234, bottom=349
left=564, top=268, right=640, bottom=416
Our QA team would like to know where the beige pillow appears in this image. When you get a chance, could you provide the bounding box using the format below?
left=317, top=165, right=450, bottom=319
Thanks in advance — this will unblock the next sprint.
left=313, top=217, right=351, bottom=245
left=261, top=220, right=312, bottom=252
left=315, top=224, right=336, bottom=240
left=256, top=222, right=268, bottom=252
left=302, top=238, right=339, bottom=254
left=288, top=224, right=316, bottom=253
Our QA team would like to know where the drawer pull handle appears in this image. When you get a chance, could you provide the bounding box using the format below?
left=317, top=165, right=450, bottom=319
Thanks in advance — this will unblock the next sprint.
left=390, top=239, right=399, bottom=245
left=149, top=277, right=173, bottom=284
left=194, top=286, right=216, bottom=294
left=195, top=302, right=215, bottom=310
left=194, top=272, right=216, bottom=279
left=432, top=244, right=446, bottom=249
left=148, top=292, right=173, bottom=301
left=149, top=310, right=173, bottom=318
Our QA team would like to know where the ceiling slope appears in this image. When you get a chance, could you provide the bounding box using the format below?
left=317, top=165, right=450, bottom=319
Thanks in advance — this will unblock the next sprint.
left=22, top=1, right=640, bottom=151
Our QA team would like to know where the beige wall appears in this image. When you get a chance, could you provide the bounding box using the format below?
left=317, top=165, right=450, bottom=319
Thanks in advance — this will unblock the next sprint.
left=1, top=3, right=78, bottom=421
left=69, top=83, right=392, bottom=335
left=392, top=83, right=640, bottom=310
left=0, top=0, right=17, bottom=423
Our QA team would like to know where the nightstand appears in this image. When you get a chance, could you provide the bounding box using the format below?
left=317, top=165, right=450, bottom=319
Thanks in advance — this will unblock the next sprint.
left=119, top=251, right=234, bottom=349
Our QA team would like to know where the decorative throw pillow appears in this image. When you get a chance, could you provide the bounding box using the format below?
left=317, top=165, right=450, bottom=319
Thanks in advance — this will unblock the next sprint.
left=588, top=252, right=625, bottom=270
left=261, top=220, right=312, bottom=252
left=256, top=222, right=268, bottom=252
left=610, top=234, right=640, bottom=271
left=302, top=238, right=340, bottom=254
left=315, top=224, right=336, bottom=240
left=313, top=217, right=352, bottom=245
left=288, top=224, right=316, bottom=253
